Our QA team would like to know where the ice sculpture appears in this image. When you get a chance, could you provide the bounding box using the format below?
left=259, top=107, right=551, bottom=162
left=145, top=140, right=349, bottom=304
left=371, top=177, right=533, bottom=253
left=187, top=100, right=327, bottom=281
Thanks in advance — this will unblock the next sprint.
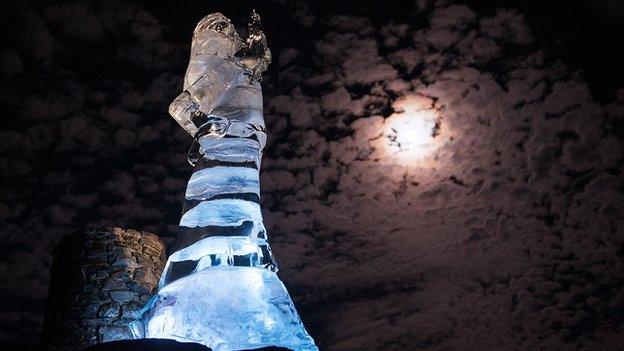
left=130, top=11, right=318, bottom=351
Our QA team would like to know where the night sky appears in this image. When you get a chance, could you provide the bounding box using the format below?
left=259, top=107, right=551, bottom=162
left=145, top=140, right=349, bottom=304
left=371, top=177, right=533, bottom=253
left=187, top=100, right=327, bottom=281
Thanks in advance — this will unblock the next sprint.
left=2, top=0, right=624, bottom=350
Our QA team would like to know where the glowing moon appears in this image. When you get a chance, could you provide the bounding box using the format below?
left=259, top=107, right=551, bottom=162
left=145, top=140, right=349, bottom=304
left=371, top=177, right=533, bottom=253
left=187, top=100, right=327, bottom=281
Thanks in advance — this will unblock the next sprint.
left=381, top=95, right=440, bottom=165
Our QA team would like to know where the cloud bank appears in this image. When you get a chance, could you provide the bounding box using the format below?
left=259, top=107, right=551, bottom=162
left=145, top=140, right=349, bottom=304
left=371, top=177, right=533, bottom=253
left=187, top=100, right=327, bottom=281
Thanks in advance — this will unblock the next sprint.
left=1, top=0, right=623, bottom=349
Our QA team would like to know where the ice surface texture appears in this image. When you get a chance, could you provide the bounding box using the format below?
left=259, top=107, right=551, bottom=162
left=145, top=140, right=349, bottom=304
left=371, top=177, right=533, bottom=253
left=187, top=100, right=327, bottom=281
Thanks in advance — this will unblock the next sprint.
left=186, top=166, right=260, bottom=200
left=138, top=268, right=317, bottom=351
left=131, top=12, right=317, bottom=351
left=179, top=199, right=266, bottom=237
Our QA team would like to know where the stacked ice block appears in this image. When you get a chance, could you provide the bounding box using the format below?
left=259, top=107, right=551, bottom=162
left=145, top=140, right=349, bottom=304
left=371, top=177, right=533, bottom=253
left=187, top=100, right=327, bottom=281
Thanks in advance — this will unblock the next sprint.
left=130, top=12, right=317, bottom=351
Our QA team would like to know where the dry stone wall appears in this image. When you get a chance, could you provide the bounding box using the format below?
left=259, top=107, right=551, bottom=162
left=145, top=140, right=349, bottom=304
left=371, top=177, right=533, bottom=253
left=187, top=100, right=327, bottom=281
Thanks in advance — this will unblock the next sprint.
left=43, top=227, right=166, bottom=350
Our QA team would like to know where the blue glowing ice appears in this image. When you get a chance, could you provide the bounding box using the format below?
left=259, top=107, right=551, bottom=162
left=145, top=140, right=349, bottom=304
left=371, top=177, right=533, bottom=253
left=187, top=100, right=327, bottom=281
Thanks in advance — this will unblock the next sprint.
left=198, top=137, right=262, bottom=167
left=186, top=166, right=259, bottom=200
left=179, top=199, right=265, bottom=235
left=160, top=236, right=276, bottom=281
left=131, top=11, right=317, bottom=351
left=135, top=267, right=317, bottom=351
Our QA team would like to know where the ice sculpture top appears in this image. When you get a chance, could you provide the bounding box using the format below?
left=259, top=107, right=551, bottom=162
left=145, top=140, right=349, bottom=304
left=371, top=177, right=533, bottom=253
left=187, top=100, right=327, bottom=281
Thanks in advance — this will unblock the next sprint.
left=169, top=11, right=271, bottom=150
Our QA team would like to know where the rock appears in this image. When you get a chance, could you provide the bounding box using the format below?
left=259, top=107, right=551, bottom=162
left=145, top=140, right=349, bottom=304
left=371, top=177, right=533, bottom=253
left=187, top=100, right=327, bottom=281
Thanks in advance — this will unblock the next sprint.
left=111, top=258, right=140, bottom=269
left=82, top=304, right=100, bottom=320
left=108, top=247, right=133, bottom=260
left=98, top=303, right=120, bottom=319
left=139, top=232, right=161, bottom=244
left=120, top=301, right=144, bottom=320
left=142, top=246, right=163, bottom=258
left=98, top=326, right=132, bottom=343
left=110, top=291, right=137, bottom=302
left=128, top=281, right=151, bottom=295
left=43, top=227, right=166, bottom=350
left=134, top=268, right=158, bottom=286
left=109, top=269, right=133, bottom=283
left=86, top=249, right=108, bottom=260
left=81, top=264, right=109, bottom=281
left=101, top=278, right=126, bottom=291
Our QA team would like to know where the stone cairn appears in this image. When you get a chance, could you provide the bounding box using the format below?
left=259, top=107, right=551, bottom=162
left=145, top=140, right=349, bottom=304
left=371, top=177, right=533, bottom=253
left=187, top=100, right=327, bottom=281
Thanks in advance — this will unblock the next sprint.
left=43, top=227, right=166, bottom=350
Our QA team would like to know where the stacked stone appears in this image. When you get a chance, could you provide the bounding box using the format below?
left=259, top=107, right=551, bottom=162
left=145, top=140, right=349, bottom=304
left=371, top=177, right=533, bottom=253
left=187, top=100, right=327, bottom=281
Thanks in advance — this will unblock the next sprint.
left=43, top=227, right=166, bottom=350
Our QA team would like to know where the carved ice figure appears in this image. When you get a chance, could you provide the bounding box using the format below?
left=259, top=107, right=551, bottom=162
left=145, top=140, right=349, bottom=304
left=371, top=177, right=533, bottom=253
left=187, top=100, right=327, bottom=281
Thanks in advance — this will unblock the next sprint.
left=130, top=11, right=318, bottom=351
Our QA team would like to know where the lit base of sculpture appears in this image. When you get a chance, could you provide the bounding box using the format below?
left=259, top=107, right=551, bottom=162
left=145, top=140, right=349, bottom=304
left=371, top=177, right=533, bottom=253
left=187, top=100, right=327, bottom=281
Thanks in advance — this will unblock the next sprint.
left=131, top=267, right=318, bottom=351
left=81, top=339, right=292, bottom=351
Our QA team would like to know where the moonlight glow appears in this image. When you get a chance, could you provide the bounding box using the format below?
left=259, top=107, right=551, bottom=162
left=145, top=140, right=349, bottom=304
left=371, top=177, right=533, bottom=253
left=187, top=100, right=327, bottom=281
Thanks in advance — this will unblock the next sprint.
left=382, top=95, right=440, bottom=165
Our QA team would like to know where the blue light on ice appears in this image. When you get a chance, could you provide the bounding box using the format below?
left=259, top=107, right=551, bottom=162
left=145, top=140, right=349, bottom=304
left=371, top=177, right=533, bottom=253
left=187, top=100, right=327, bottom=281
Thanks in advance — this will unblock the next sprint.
left=131, top=11, right=318, bottom=351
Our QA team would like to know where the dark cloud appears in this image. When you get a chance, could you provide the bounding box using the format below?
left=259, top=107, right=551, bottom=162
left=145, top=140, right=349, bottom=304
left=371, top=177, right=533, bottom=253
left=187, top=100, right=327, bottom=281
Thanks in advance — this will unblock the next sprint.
left=1, top=0, right=624, bottom=350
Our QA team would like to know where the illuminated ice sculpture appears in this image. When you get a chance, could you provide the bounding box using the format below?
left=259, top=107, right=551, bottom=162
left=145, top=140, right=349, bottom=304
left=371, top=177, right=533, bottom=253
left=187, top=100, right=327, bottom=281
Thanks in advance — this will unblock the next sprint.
left=130, top=12, right=318, bottom=351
